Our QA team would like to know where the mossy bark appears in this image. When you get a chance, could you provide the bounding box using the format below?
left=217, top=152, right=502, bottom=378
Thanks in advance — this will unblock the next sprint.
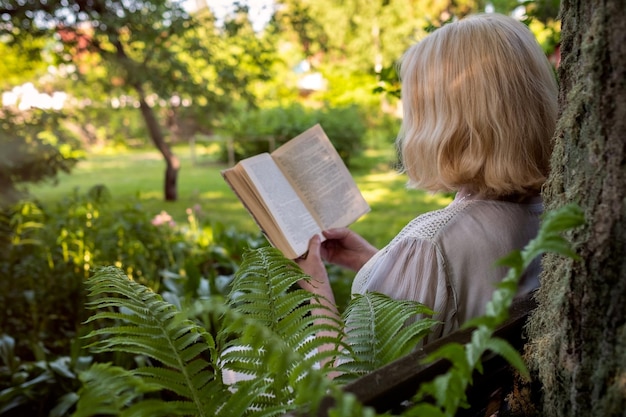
left=525, top=0, right=626, bottom=416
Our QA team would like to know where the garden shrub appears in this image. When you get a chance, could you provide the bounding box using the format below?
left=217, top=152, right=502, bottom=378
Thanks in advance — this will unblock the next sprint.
left=219, top=103, right=367, bottom=167
left=70, top=204, right=584, bottom=417
left=0, top=185, right=264, bottom=362
left=0, top=186, right=268, bottom=415
left=0, top=108, right=81, bottom=207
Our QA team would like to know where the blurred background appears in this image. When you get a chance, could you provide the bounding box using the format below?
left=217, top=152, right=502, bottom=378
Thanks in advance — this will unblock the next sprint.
left=0, top=1, right=561, bottom=415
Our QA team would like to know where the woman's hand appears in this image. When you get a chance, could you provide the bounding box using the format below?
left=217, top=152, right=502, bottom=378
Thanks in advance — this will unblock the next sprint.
left=319, top=228, right=378, bottom=272
left=295, top=234, right=336, bottom=306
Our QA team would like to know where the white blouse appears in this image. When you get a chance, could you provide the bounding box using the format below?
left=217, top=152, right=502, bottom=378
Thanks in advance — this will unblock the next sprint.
left=351, top=196, right=543, bottom=344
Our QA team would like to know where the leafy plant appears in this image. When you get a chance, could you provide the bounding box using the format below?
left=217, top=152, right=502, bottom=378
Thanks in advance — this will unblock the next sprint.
left=76, top=266, right=222, bottom=416
left=335, top=293, right=437, bottom=384
left=0, top=334, right=92, bottom=417
left=0, top=108, right=81, bottom=208
left=53, top=202, right=584, bottom=416
left=1, top=187, right=261, bottom=358
left=221, top=247, right=346, bottom=382
left=74, top=246, right=436, bottom=416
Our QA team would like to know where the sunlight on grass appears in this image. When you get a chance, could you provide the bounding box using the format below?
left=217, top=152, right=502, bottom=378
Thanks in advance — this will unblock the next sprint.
left=138, top=191, right=163, bottom=199
left=30, top=145, right=452, bottom=249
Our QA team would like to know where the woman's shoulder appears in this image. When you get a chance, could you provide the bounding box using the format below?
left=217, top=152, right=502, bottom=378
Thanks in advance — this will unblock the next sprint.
left=394, top=198, right=543, bottom=244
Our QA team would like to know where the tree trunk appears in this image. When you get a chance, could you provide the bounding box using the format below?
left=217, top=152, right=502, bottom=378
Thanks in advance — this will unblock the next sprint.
left=135, top=84, right=180, bottom=201
left=525, top=1, right=626, bottom=416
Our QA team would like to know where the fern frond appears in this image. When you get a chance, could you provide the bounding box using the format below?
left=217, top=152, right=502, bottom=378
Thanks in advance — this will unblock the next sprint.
left=73, top=362, right=162, bottom=417
left=215, top=305, right=338, bottom=415
left=335, top=292, right=437, bottom=382
left=80, top=266, right=221, bottom=416
left=229, top=247, right=315, bottom=329
left=224, top=247, right=347, bottom=382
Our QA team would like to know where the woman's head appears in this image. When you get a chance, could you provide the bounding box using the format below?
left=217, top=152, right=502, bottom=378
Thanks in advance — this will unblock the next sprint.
left=397, top=13, right=558, bottom=197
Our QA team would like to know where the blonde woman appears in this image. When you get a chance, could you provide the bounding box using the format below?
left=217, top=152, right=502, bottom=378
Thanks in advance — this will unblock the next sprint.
left=297, top=13, right=558, bottom=345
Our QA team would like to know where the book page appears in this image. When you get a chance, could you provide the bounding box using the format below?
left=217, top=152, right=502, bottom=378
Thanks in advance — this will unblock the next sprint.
left=239, top=153, right=322, bottom=258
left=272, top=124, right=370, bottom=230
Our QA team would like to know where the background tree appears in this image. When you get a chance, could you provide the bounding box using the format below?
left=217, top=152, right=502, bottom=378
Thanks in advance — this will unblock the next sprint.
left=0, top=34, right=48, bottom=90
left=0, top=25, right=80, bottom=208
left=0, top=109, right=79, bottom=207
left=0, top=0, right=276, bottom=201
left=526, top=0, right=626, bottom=415
left=0, top=0, right=195, bottom=200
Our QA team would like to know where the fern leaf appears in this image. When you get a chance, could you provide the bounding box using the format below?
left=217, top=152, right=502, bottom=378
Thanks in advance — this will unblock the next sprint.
left=520, top=203, right=584, bottom=264
left=228, top=248, right=314, bottom=329
left=335, top=292, right=436, bottom=382
left=122, top=400, right=199, bottom=417
left=80, top=266, right=220, bottom=416
left=203, top=376, right=274, bottom=417
left=73, top=362, right=161, bottom=417
left=224, top=248, right=345, bottom=383
left=215, top=301, right=340, bottom=414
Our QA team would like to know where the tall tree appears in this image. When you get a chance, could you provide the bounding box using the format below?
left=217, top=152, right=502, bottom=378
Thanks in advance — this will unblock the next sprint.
left=0, top=24, right=79, bottom=207
left=0, top=0, right=274, bottom=201
left=0, top=109, right=79, bottom=207
left=526, top=0, right=626, bottom=415
left=0, top=0, right=200, bottom=200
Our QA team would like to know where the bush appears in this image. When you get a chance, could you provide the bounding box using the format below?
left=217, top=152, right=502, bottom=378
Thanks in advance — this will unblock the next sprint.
left=0, top=186, right=356, bottom=415
left=219, top=103, right=367, bottom=167
left=0, top=108, right=81, bottom=208
left=0, top=186, right=265, bottom=362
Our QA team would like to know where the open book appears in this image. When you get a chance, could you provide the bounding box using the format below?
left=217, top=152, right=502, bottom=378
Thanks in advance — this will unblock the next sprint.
left=221, top=124, right=371, bottom=259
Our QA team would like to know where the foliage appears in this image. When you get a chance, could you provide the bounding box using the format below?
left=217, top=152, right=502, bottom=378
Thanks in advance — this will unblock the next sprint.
left=0, top=186, right=269, bottom=415
left=0, top=0, right=282, bottom=201
left=335, top=293, right=437, bottom=384
left=77, top=266, right=219, bottom=416
left=0, top=108, right=81, bottom=207
left=219, top=103, right=367, bottom=166
left=274, top=0, right=458, bottom=75
left=219, top=247, right=345, bottom=410
left=1, top=184, right=584, bottom=416
left=0, top=334, right=91, bottom=417
left=0, top=186, right=264, bottom=361
left=524, top=0, right=562, bottom=24
left=73, top=204, right=584, bottom=416
left=74, top=246, right=436, bottom=415
left=0, top=33, right=49, bottom=90
left=0, top=0, right=210, bottom=106
left=404, top=204, right=585, bottom=417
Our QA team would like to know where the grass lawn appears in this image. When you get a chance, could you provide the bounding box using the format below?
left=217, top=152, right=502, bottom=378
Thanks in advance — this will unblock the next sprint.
left=30, top=143, right=452, bottom=249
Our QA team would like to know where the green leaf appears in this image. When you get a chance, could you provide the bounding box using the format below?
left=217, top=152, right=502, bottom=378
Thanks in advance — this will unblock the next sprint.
left=49, top=392, right=79, bottom=417
left=335, top=292, right=436, bottom=381
left=79, top=266, right=220, bottom=416
left=74, top=363, right=162, bottom=417
left=484, top=337, right=530, bottom=379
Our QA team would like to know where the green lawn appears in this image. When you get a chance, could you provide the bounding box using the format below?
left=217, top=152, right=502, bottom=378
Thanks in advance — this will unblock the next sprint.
left=30, top=143, right=452, bottom=249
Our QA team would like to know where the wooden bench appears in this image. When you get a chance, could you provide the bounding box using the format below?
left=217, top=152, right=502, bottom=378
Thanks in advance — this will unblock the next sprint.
left=289, top=293, right=537, bottom=417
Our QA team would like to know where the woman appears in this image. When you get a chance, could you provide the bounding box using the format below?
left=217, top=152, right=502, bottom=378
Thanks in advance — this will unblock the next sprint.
left=297, top=13, right=558, bottom=345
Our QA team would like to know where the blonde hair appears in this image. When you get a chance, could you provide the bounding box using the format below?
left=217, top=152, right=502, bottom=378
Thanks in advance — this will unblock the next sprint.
left=397, top=13, right=558, bottom=197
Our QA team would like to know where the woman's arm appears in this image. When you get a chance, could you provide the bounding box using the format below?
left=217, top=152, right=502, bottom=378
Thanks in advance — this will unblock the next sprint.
left=319, top=228, right=378, bottom=271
